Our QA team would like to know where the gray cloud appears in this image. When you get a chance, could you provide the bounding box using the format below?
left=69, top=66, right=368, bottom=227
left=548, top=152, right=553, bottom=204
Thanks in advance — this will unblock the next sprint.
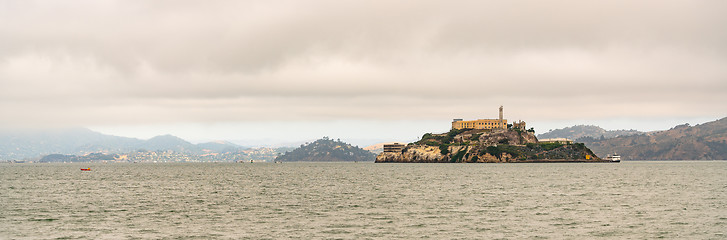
left=1, top=0, right=726, bottom=128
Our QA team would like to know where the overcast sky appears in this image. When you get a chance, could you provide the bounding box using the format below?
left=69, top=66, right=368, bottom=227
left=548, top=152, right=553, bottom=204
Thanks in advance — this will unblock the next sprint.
left=1, top=1, right=726, bottom=146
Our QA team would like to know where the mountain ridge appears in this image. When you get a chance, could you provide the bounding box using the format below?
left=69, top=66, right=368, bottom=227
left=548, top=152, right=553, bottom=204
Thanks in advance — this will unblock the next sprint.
left=580, top=118, right=727, bottom=160
left=0, top=128, right=244, bottom=160
left=538, top=125, right=642, bottom=140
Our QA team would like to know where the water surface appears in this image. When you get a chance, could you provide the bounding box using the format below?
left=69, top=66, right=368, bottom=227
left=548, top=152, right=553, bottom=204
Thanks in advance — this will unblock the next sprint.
left=1, top=161, right=725, bottom=239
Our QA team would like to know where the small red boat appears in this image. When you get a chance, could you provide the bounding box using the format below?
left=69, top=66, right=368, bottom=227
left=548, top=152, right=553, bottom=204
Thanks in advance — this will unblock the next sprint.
left=80, top=168, right=91, bottom=171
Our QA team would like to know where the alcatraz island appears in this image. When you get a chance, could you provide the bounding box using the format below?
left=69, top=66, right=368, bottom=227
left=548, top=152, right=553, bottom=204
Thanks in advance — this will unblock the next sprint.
left=376, top=106, right=611, bottom=163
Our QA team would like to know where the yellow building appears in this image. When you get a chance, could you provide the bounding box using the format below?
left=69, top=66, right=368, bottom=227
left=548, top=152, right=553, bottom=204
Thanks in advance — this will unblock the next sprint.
left=452, top=106, right=507, bottom=130
left=452, top=118, right=507, bottom=130
left=513, top=120, right=526, bottom=130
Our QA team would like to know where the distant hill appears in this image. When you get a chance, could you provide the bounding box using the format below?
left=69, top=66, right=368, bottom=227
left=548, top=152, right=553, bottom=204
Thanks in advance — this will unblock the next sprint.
left=143, top=134, right=200, bottom=153
left=0, top=128, right=142, bottom=160
left=0, top=128, right=243, bottom=160
left=538, top=125, right=642, bottom=140
left=275, top=137, right=376, bottom=162
left=197, top=141, right=243, bottom=153
left=582, top=117, right=727, bottom=160
left=38, top=153, right=120, bottom=163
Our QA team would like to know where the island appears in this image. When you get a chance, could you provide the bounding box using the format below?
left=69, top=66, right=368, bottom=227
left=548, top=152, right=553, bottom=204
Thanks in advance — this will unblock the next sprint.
left=376, top=107, right=609, bottom=163
left=275, top=137, right=376, bottom=162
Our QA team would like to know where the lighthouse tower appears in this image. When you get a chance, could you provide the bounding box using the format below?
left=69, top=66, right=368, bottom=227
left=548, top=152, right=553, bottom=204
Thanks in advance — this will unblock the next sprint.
left=499, top=106, right=504, bottom=128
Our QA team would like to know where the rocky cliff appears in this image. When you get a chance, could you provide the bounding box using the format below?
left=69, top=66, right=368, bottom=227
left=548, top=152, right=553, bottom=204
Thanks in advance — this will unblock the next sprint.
left=376, top=129, right=606, bottom=163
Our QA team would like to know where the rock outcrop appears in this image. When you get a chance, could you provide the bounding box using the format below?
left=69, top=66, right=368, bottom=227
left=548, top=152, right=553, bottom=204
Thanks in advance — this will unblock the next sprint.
left=376, top=145, right=445, bottom=163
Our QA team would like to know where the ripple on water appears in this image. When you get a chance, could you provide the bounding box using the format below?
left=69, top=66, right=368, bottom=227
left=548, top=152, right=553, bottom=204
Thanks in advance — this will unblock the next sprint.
left=0, top=161, right=726, bottom=239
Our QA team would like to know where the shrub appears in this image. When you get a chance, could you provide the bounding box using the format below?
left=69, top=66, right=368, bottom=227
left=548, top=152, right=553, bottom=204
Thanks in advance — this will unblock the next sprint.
left=482, top=145, right=524, bottom=160
left=485, top=146, right=501, bottom=157
left=441, top=128, right=470, bottom=143
left=499, top=145, right=521, bottom=159
left=421, top=133, right=434, bottom=141
left=539, top=142, right=563, bottom=151
left=451, top=149, right=466, bottom=162
left=439, top=144, right=450, bottom=155
left=424, top=140, right=441, bottom=147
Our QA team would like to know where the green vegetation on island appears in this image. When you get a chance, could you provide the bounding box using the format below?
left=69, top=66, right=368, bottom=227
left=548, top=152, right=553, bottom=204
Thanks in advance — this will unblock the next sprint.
left=376, top=128, right=604, bottom=163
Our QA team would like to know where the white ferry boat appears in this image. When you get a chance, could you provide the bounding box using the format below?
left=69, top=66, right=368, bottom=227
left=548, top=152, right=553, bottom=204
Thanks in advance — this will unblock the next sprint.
left=606, top=154, right=621, bottom=162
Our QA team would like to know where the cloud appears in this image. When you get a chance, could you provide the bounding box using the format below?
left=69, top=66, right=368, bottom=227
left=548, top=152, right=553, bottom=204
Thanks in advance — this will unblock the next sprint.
left=1, top=0, right=726, bottom=128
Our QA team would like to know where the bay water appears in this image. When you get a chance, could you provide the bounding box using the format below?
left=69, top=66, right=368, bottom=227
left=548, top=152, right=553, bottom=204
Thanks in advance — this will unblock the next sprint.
left=1, top=161, right=726, bottom=239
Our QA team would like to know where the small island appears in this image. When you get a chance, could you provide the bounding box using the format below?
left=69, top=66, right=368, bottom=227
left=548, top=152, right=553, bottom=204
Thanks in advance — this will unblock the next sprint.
left=376, top=107, right=610, bottom=163
left=275, top=137, right=376, bottom=162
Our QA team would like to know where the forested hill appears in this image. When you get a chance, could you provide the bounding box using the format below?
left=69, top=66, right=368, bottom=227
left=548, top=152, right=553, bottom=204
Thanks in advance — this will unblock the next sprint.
left=275, top=137, right=376, bottom=162
left=582, top=117, right=727, bottom=160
